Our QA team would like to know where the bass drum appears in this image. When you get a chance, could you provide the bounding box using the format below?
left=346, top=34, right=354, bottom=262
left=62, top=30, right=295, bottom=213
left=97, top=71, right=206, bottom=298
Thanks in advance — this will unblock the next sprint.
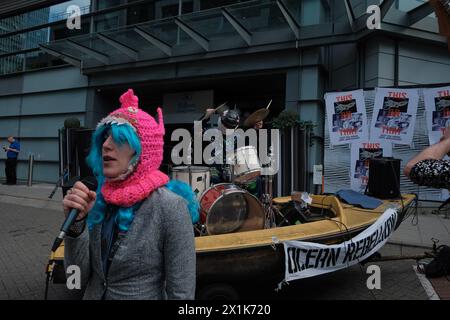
left=199, top=183, right=265, bottom=235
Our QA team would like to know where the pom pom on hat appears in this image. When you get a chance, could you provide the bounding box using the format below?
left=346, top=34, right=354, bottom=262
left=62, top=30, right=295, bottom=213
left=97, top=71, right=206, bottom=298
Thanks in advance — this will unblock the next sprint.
left=120, top=89, right=139, bottom=109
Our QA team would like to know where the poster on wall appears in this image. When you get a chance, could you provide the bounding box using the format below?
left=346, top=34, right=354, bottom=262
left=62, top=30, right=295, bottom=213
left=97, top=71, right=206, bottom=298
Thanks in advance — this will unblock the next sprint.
left=370, top=88, right=419, bottom=145
left=350, top=141, right=393, bottom=192
left=325, top=89, right=368, bottom=146
left=424, top=86, right=450, bottom=145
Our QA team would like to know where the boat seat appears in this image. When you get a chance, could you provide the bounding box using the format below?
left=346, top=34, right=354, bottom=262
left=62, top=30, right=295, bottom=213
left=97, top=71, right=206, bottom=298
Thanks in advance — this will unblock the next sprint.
left=273, top=196, right=291, bottom=205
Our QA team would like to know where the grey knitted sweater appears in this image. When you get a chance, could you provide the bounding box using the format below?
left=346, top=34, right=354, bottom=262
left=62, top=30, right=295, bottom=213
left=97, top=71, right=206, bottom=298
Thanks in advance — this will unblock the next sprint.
left=64, top=187, right=196, bottom=300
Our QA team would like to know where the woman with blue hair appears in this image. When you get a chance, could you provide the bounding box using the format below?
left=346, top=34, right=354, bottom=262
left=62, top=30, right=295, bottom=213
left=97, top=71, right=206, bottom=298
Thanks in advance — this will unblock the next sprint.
left=62, top=89, right=198, bottom=300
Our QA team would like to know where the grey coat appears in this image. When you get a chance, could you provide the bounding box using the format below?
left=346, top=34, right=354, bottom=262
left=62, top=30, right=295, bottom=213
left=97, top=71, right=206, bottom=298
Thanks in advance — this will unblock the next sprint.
left=64, top=187, right=196, bottom=300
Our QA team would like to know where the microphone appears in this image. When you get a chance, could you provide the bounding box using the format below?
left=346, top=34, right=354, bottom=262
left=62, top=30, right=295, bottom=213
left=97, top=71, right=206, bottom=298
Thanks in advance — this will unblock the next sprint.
left=51, top=176, right=98, bottom=252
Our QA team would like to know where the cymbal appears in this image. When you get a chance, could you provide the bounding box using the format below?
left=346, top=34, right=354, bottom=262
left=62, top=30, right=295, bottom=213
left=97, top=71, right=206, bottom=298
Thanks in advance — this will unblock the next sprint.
left=244, top=105, right=270, bottom=128
left=199, top=102, right=228, bottom=121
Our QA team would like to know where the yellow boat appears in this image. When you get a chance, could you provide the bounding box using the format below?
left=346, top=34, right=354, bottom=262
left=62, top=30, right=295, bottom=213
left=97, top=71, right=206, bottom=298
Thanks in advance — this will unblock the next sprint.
left=46, top=193, right=416, bottom=299
left=195, top=194, right=416, bottom=282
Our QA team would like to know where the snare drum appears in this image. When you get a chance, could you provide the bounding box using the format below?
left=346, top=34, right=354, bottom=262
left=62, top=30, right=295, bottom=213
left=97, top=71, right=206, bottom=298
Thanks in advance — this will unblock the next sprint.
left=170, top=166, right=211, bottom=199
left=199, top=183, right=265, bottom=235
left=233, top=146, right=261, bottom=184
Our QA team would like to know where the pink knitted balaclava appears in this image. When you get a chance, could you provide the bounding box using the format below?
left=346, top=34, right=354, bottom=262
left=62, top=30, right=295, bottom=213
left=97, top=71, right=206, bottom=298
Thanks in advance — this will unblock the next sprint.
left=98, top=89, right=169, bottom=207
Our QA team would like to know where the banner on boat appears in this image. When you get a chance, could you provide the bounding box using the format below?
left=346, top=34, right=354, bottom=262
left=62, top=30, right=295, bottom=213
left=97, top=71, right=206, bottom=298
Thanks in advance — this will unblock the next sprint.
left=325, top=89, right=369, bottom=146
left=282, top=208, right=398, bottom=281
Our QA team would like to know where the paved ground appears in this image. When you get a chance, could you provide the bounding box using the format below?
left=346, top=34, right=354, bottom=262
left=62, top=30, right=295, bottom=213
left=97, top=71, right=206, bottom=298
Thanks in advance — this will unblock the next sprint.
left=0, top=183, right=62, bottom=212
left=390, top=205, right=450, bottom=249
left=0, top=202, right=80, bottom=300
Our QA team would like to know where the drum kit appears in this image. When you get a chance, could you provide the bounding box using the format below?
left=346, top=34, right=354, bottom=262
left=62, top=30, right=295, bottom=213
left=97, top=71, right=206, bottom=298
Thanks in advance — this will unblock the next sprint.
left=170, top=102, right=282, bottom=236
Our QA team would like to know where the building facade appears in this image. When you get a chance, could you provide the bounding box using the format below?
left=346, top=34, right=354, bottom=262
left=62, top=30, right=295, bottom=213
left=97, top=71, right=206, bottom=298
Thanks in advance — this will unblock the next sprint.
left=0, top=0, right=449, bottom=195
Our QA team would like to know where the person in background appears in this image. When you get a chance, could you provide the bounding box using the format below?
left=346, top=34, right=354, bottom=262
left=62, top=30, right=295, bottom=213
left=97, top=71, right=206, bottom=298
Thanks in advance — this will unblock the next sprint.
left=3, top=136, right=20, bottom=185
left=201, top=107, right=241, bottom=183
left=253, top=120, right=264, bottom=131
left=404, top=125, right=450, bottom=189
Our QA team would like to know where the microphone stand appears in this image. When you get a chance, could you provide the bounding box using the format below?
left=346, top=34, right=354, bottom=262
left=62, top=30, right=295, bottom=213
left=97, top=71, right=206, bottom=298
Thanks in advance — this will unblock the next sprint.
left=48, top=168, right=68, bottom=199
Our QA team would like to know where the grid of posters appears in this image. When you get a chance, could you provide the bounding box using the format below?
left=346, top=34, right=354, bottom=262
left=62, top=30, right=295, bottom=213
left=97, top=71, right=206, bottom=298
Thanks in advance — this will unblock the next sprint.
left=370, top=88, right=419, bottom=145
left=424, top=86, right=450, bottom=145
left=324, top=87, right=449, bottom=195
left=350, top=141, right=392, bottom=192
left=325, top=89, right=368, bottom=146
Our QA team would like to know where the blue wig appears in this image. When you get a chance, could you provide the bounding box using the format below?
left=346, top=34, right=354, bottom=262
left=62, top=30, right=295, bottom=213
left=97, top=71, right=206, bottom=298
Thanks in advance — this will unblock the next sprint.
left=86, top=122, right=142, bottom=232
left=166, top=180, right=200, bottom=224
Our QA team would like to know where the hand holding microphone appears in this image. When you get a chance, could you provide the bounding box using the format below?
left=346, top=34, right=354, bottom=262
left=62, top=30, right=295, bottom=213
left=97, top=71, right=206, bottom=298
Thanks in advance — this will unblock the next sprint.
left=62, top=180, right=97, bottom=220
left=52, top=177, right=97, bottom=252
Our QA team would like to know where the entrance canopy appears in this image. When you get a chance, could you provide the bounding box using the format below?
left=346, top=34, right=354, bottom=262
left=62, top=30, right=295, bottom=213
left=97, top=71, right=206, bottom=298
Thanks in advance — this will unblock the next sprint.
left=40, top=0, right=444, bottom=74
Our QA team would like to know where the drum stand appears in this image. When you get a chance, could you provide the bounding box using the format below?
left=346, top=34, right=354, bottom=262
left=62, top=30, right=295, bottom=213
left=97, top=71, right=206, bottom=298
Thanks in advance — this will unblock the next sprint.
left=261, top=175, right=289, bottom=228
left=260, top=174, right=291, bottom=228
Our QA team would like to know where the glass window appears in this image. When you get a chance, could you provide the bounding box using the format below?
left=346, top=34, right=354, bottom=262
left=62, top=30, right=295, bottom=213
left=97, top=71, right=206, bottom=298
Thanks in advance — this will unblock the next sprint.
left=396, top=0, right=427, bottom=11
left=348, top=0, right=369, bottom=18
left=0, top=0, right=91, bottom=35
left=200, top=0, right=250, bottom=10
left=126, top=2, right=156, bottom=25
left=228, top=1, right=287, bottom=32
left=0, top=33, right=25, bottom=54
left=0, top=54, right=24, bottom=75
left=48, top=0, right=91, bottom=23
left=0, top=21, right=89, bottom=54
left=97, top=0, right=122, bottom=10
left=24, top=51, right=66, bottom=71
left=0, top=15, right=26, bottom=34
left=284, top=0, right=301, bottom=22
left=156, top=0, right=180, bottom=19
left=395, top=0, right=435, bottom=18
left=182, top=1, right=194, bottom=14
left=182, top=11, right=235, bottom=39
left=95, top=10, right=124, bottom=31
left=50, top=20, right=90, bottom=41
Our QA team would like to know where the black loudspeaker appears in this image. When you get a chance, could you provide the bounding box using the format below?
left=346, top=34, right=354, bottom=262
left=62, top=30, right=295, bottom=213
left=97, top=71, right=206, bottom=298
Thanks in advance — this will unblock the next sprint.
left=72, top=129, right=94, bottom=179
left=368, top=157, right=401, bottom=199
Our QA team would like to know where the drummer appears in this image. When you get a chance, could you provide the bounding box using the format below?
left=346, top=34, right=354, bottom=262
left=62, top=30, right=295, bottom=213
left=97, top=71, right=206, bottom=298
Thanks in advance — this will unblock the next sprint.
left=201, top=107, right=241, bottom=184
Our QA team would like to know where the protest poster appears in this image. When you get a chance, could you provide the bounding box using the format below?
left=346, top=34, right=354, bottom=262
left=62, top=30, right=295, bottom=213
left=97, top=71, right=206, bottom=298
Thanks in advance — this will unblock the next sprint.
left=370, top=88, right=419, bottom=145
left=424, top=86, right=450, bottom=145
left=325, top=89, right=368, bottom=146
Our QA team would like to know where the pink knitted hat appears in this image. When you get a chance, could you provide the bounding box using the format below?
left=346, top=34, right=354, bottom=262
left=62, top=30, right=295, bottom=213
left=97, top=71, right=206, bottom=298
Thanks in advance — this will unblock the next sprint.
left=98, top=89, right=169, bottom=207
